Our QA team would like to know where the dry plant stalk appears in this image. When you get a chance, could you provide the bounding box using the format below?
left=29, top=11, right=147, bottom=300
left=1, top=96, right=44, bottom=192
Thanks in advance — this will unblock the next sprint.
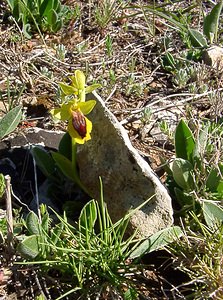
left=5, top=175, right=13, bottom=253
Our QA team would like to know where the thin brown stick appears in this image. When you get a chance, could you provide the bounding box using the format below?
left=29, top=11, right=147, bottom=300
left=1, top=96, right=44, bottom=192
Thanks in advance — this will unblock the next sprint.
left=5, top=175, right=13, bottom=252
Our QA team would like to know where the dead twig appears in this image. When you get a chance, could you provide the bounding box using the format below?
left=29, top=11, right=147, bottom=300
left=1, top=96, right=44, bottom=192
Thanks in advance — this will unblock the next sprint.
left=5, top=175, right=13, bottom=254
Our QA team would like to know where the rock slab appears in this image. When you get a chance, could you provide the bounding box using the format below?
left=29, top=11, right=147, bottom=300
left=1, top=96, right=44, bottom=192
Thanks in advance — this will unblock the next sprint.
left=203, top=46, right=223, bottom=70
left=77, top=92, right=173, bottom=237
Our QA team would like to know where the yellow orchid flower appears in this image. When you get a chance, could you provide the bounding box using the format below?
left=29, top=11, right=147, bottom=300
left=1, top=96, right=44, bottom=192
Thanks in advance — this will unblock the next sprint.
left=59, top=70, right=101, bottom=102
left=51, top=99, right=96, bottom=144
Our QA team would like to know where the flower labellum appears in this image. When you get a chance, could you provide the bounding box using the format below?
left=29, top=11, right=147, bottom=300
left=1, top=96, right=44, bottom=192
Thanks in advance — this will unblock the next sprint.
left=71, top=110, right=87, bottom=138
left=50, top=98, right=96, bottom=144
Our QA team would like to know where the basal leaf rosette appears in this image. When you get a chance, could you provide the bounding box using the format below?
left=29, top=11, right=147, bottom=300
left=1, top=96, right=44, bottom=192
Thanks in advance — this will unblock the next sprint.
left=51, top=100, right=96, bottom=144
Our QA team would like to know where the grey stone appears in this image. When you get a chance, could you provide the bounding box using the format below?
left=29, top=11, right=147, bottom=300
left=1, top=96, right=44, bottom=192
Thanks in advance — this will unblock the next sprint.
left=2, top=128, right=64, bottom=150
left=77, top=92, right=173, bottom=238
left=203, top=46, right=223, bottom=70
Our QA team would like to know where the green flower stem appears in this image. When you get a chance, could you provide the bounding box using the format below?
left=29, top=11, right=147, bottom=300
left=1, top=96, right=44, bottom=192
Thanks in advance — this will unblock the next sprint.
left=71, top=137, right=89, bottom=195
left=79, top=90, right=85, bottom=102
left=71, top=137, right=77, bottom=171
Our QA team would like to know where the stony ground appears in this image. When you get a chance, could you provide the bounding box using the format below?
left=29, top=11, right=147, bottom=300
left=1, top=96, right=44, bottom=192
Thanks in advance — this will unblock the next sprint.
left=0, top=0, right=223, bottom=299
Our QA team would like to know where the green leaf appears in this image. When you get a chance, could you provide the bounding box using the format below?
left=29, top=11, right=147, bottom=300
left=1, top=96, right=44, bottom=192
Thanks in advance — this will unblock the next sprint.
left=0, top=105, right=22, bottom=139
left=47, top=9, right=58, bottom=27
left=52, top=151, right=87, bottom=193
left=175, top=119, right=195, bottom=162
left=79, top=200, right=97, bottom=234
left=172, top=158, right=194, bottom=191
left=12, top=0, right=23, bottom=21
left=35, top=294, right=46, bottom=300
left=26, top=0, right=36, bottom=12
left=203, top=201, right=223, bottom=228
left=53, top=0, right=60, bottom=11
left=59, top=82, right=77, bottom=95
left=51, top=151, right=75, bottom=181
left=39, top=0, right=53, bottom=17
left=7, top=0, right=16, bottom=11
left=26, top=211, right=40, bottom=235
left=206, top=168, right=218, bottom=191
left=0, top=174, right=5, bottom=198
left=41, top=212, right=50, bottom=233
left=217, top=181, right=223, bottom=195
left=17, top=235, right=40, bottom=259
left=193, top=125, right=209, bottom=166
left=85, top=84, right=101, bottom=94
left=58, top=132, right=72, bottom=160
left=161, top=52, right=176, bottom=72
left=203, top=2, right=223, bottom=43
left=174, top=187, right=194, bottom=207
left=52, top=19, right=62, bottom=32
left=129, top=226, right=183, bottom=259
left=123, top=288, right=138, bottom=300
left=32, top=147, right=55, bottom=178
left=188, top=28, right=207, bottom=48
left=206, top=164, right=223, bottom=193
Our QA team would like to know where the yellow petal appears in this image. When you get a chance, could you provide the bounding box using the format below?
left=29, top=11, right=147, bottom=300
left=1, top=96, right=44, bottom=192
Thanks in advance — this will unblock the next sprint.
left=50, top=108, right=63, bottom=120
left=60, top=102, right=73, bottom=120
left=51, top=102, right=74, bottom=121
left=85, top=117, right=93, bottom=135
left=77, top=100, right=96, bottom=115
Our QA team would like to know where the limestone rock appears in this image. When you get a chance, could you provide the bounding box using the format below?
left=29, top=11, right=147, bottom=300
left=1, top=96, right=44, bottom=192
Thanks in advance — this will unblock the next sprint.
left=203, top=46, right=223, bottom=70
left=0, top=128, right=64, bottom=150
left=77, top=92, right=173, bottom=238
